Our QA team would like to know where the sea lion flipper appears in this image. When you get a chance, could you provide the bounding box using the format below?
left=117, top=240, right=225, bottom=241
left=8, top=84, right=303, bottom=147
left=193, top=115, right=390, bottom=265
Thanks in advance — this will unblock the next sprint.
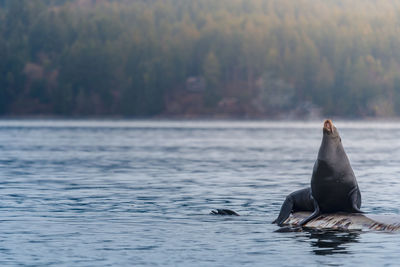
left=351, top=205, right=364, bottom=213
left=274, top=195, right=294, bottom=226
left=299, top=200, right=320, bottom=226
left=274, top=188, right=314, bottom=226
left=349, top=188, right=363, bottom=213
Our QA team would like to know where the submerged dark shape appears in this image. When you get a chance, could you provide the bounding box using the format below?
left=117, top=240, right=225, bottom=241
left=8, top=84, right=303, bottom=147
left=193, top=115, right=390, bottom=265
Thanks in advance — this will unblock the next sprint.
left=300, top=119, right=362, bottom=225
left=210, top=209, right=240, bottom=216
left=273, top=119, right=362, bottom=227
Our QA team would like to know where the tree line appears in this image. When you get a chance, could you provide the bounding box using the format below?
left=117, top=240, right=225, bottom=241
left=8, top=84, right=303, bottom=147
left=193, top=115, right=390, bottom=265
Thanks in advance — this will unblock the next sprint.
left=1, top=0, right=400, bottom=117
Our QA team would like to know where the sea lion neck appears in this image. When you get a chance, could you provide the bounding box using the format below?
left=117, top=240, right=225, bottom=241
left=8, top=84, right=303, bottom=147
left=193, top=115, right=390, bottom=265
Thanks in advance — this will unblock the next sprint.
left=317, top=133, right=345, bottom=164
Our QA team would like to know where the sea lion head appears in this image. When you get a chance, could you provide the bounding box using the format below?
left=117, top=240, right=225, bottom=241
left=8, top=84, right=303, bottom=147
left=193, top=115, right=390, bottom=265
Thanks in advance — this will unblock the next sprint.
left=322, top=119, right=340, bottom=141
left=318, top=119, right=345, bottom=162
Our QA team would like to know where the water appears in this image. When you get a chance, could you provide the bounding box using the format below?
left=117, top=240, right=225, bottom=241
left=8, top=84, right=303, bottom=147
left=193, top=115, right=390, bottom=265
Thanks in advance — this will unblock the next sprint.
left=1, top=120, right=400, bottom=266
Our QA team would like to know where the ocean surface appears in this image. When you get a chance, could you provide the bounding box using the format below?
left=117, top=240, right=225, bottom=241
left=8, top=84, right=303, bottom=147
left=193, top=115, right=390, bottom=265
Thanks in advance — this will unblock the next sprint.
left=1, top=119, right=400, bottom=266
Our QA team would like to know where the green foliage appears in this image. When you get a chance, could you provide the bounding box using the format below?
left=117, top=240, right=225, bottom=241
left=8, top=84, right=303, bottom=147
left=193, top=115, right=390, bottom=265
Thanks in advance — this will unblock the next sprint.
left=203, top=51, right=221, bottom=107
left=1, top=0, right=400, bottom=117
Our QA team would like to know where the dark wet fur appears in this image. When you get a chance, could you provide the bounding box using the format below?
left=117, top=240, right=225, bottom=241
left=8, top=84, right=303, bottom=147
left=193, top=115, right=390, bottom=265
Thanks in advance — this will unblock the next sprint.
left=300, top=120, right=363, bottom=225
left=273, top=187, right=315, bottom=226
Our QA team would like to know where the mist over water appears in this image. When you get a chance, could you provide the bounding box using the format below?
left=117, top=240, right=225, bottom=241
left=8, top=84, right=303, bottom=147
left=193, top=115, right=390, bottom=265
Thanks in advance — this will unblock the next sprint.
left=1, top=120, right=400, bottom=266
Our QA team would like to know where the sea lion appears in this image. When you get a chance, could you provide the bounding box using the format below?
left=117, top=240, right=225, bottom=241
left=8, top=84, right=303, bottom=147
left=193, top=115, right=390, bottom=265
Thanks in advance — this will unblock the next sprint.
left=273, top=187, right=315, bottom=226
left=299, top=119, right=362, bottom=225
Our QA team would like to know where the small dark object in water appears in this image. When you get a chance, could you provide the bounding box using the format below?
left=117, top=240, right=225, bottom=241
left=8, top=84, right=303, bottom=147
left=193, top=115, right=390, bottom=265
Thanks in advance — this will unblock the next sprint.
left=210, top=209, right=240, bottom=216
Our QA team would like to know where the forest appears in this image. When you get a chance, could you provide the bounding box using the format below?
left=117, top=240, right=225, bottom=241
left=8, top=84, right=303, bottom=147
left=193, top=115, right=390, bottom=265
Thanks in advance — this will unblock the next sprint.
left=1, top=0, right=400, bottom=118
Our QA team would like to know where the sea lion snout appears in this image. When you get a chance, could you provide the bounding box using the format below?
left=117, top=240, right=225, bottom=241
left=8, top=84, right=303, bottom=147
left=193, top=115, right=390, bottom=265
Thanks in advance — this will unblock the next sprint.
left=323, top=119, right=334, bottom=134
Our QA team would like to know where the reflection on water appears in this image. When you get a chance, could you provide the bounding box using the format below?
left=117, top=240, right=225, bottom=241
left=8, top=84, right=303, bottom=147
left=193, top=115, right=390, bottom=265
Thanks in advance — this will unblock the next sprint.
left=277, top=227, right=361, bottom=255
left=306, top=230, right=360, bottom=255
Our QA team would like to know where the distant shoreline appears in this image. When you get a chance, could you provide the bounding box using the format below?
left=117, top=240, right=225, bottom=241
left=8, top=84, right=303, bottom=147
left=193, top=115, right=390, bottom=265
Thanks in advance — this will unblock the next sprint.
left=1, top=114, right=400, bottom=122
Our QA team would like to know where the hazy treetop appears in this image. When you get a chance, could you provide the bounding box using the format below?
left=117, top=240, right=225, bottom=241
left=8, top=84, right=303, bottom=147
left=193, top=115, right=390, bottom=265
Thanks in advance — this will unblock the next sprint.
left=1, top=0, right=400, bottom=118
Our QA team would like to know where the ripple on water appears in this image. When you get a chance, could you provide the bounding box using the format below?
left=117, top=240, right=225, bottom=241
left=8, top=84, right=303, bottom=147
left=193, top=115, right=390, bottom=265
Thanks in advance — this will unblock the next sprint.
left=0, top=120, right=400, bottom=266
